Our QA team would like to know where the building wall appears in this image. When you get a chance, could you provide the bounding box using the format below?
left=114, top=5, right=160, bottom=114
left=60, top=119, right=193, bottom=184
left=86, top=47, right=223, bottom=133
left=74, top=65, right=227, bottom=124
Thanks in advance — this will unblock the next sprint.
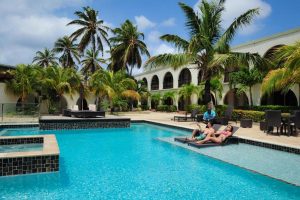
left=135, top=28, right=300, bottom=109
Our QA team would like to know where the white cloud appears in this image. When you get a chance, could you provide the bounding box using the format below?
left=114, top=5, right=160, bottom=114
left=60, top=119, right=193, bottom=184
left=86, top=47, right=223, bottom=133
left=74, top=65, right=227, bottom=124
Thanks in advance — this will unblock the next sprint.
left=147, top=31, right=161, bottom=43
left=154, top=44, right=176, bottom=55
left=134, top=15, right=156, bottom=31
left=194, top=0, right=271, bottom=34
left=161, top=18, right=176, bottom=27
left=0, top=0, right=113, bottom=65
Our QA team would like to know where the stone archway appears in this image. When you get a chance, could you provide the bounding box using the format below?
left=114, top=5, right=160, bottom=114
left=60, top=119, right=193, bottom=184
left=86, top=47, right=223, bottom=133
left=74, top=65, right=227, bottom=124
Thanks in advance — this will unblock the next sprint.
left=261, top=90, right=298, bottom=106
left=224, top=89, right=249, bottom=107
left=76, top=97, right=88, bottom=110
left=198, top=94, right=216, bottom=106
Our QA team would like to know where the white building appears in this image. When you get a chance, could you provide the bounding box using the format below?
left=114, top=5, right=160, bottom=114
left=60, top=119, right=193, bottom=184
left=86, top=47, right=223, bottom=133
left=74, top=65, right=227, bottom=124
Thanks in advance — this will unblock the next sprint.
left=134, top=27, right=300, bottom=110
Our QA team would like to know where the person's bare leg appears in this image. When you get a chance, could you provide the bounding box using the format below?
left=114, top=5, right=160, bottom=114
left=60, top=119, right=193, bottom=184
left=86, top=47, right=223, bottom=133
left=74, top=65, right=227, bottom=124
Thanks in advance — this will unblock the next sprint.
left=196, top=136, right=212, bottom=144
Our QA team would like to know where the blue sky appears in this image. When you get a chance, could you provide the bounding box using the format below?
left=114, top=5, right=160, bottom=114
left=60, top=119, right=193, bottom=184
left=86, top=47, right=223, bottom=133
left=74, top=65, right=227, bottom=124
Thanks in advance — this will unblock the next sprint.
left=0, top=0, right=299, bottom=73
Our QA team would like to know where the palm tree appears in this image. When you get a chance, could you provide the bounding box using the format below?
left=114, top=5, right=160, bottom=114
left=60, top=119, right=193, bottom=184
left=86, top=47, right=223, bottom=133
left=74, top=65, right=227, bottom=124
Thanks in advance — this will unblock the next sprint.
left=178, top=84, right=200, bottom=111
left=150, top=93, right=161, bottom=109
left=109, top=20, right=150, bottom=75
left=230, top=67, right=263, bottom=106
left=42, top=66, right=82, bottom=113
left=209, top=77, right=223, bottom=105
left=262, top=42, right=300, bottom=100
left=53, top=36, right=80, bottom=69
left=33, top=48, right=58, bottom=67
left=68, top=6, right=110, bottom=53
left=145, top=1, right=263, bottom=104
left=162, top=91, right=176, bottom=105
left=89, top=69, right=140, bottom=110
left=81, top=49, right=106, bottom=78
left=6, top=64, right=37, bottom=103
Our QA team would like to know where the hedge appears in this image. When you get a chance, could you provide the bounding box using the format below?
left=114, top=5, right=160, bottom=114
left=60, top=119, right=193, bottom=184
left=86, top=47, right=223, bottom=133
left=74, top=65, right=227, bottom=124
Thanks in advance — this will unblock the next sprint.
left=237, top=105, right=300, bottom=113
left=141, top=105, right=149, bottom=110
left=232, top=109, right=265, bottom=122
left=156, top=105, right=177, bottom=112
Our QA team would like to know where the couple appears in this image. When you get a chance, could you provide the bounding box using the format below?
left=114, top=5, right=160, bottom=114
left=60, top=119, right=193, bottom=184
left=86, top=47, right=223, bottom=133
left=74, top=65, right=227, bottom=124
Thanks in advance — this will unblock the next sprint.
left=186, top=122, right=233, bottom=144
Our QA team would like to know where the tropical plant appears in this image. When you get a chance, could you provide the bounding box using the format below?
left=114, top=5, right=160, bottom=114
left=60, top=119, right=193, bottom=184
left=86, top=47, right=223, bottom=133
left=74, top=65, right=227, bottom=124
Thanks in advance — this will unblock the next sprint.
left=32, top=48, right=58, bottom=67
left=200, top=77, right=223, bottom=105
left=262, top=42, right=300, bottom=98
left=81, top=49, right=106, bottom=78
left=6, top=64, right=38, bottom=103
left=230, top=67, right=263, bottom=106
left=150, top=93, right=161, bottom=109
left=53, top=36, right=80, bottom=68
left=41, top=66, right=82, bottom=112
left=145, top=0, right=264, bottom=104
left=68, top=6, right=110, bottom=53
left=89, top=69, right=140, bottom=110
left=109, top=20, right=150, bottom=75
left=162, top=91, right=176, bottom=105
left=178, top=84, right=200, bottom=110
left=136, top=80, right=150, bottom=101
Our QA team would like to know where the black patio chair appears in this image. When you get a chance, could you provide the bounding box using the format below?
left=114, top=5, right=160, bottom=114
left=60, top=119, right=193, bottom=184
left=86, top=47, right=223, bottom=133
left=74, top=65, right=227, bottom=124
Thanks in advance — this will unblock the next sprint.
left=173, top=109, right=199, bottom=122
left=265, top=110, right=282, bottom=135
left=214, top=105, right=233, bottom=125
left=290, top=110, right=300, bottom=136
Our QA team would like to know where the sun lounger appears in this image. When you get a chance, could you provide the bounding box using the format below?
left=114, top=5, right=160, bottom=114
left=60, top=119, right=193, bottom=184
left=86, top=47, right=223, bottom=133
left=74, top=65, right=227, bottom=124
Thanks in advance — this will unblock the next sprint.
left=174, top=109, right=199, bottom=122
left=187, top=126, right=239, bottom=148
left=174, top=124, right=222, bottom=143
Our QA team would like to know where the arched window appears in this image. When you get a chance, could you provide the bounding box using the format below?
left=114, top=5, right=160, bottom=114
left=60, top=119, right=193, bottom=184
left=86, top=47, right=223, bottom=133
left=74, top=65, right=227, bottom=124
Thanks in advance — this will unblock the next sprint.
left=261, top=90, right=298, bottom=106
left=178, top=68, right=191, bottom=87
left=151, top=75, right=159, bottom=90
left=76, top=97, right=88, bottom=110
left=163, top=72, right=173, bottom=89
left=141, top=78, right=148, bottom=89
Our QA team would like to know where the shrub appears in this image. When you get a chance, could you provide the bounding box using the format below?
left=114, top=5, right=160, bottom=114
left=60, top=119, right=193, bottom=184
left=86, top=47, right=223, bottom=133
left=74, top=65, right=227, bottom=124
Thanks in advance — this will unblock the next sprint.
left=215, top=105, right=228, bottom=116
left=232, top=109, right=265, bottom=122
left=237, top=105, right=300, bottom=113
left=187, top=104, right=206, bottom=113
left=156, top=105, right=177, bottom=112
left=141, top=105, right=149, bottom=110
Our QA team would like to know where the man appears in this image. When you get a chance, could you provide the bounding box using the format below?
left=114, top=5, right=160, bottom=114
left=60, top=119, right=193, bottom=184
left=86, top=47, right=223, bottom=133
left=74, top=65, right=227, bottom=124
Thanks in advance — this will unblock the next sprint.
left=203, top=103, right=216, bottom=123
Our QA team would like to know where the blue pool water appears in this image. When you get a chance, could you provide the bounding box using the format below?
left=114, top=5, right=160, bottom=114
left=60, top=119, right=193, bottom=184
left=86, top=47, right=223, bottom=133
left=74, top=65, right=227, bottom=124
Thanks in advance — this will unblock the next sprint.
left=0, top=123, right=300, bottom=199
left=0, top=143, right=43, bottom=153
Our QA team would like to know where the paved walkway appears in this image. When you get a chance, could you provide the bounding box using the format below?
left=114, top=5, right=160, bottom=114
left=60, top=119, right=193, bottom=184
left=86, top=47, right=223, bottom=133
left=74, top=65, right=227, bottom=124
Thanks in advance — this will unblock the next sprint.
left=116, top=111, right=300, bottom=149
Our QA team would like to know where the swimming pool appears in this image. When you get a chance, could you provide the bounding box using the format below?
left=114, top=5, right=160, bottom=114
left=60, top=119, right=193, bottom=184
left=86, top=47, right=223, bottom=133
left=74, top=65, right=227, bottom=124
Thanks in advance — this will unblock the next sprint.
left=0, top=123, right=299, bottom=199
left=0, top=143, right=43, bottom=153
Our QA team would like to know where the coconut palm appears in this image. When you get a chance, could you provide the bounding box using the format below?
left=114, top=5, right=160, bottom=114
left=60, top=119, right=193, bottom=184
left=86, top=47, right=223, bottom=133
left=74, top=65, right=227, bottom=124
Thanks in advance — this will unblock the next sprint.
left=89, top=69, right=140, bottom=110
left=42, top=66, right=82, bottom=112
left=178, top=84, right=200, bottom=110
left=6, top=64, right=38, bottom=103
left=230, top=67, right=263, bottom=106
left=262, top=42, right=300, bottom=97
left=68, top=6, right=110, bottom=53
left=145, top=0, right=263, bottom=104
left=162, top=91, right=176, bottom=105
left=81, top=49, right=106, bottom=78
left=32, top=48, right=58, bottom=67
left=150, top=93, right=161, bottom=109
left=53, top=36, right=80, bottom=69
left=109, top=20, right=150, bottom=75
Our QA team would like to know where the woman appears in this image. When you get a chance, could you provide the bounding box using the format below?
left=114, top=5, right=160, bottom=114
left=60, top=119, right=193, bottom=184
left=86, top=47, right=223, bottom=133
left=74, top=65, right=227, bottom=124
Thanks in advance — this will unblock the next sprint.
left=185, top=121, right=215, bottom=142
left=195, top=125, right=233, bottom=144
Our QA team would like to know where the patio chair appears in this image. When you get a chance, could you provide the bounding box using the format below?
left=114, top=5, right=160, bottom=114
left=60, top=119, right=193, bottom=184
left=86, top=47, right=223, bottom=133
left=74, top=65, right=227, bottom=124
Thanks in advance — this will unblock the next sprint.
left=174, top=124, right=222, bottom=143
left=187, top=126, right=239, bottom=148
left=173, top=109, right=199, bottom=122
left=265, top=110, right=282, bottom=135
left=290, top=110, right=300, bottom=136
left=214, top=105, right=233, bottom=125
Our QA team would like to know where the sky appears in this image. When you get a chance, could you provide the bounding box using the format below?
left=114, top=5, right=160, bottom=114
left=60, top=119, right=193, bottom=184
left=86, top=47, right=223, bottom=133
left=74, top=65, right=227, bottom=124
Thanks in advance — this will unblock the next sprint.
left=0, top=0, right=300, bottom=74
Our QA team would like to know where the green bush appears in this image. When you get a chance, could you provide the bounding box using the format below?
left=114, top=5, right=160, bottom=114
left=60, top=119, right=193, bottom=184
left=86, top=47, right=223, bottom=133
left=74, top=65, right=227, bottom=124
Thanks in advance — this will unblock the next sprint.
left=156, top=105, right=177, bottom=112
left=215, top=105, right=228, bottom=117
left=141, top=105, right=149, bottom=110
left=232, top=109, right=265, bottom=122
left=186, top=104, right=206, bottom=113
left=237, top=105, right=300, bottom=113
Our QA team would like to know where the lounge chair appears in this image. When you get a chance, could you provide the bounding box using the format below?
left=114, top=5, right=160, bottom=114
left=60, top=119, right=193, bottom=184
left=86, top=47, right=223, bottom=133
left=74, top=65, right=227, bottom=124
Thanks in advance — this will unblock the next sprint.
left=187, top=126, right=239, bottom=148
left=214, top=105, right=233, bottom=125
left=173, top=109, right=199, bottom=122
left=265, top=110, right=282, bottom=135
left=174, top=124, right=222, bottom=143
left=63, top=104, right=105, bottom=118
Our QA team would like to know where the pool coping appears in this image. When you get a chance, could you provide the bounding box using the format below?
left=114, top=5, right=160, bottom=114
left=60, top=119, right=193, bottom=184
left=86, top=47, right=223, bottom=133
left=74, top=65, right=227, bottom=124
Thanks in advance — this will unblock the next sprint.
left=0, top=134, right=59, bottom=158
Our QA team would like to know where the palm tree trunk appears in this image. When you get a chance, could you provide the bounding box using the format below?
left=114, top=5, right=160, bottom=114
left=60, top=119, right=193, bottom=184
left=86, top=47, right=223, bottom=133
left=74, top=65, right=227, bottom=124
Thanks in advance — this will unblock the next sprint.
left=203, top=79, right=211, bottom=104
left=249, top=86, right=253, bottom=107
left=214, top=91, right=218, bottom=105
